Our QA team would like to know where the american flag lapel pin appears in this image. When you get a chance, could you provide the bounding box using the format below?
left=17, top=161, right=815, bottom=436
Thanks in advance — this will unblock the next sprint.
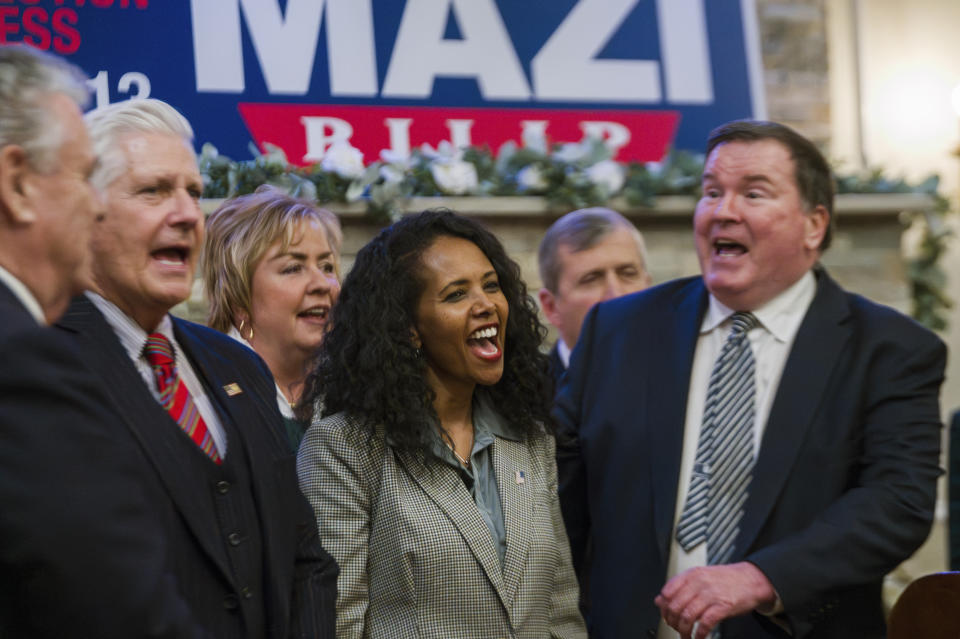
left=515, top=470, right=525, bottom=485
left=222, top=382, right=243, bottom=396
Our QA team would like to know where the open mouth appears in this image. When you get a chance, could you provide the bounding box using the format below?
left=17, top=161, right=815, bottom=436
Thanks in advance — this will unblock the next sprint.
left=297, top=306, right=329, bottom=321
left=714, top=239, right=747, bottom=257
left=467, top=325, right=502, bottom=361
left=151, top=247, right=189, bottom=266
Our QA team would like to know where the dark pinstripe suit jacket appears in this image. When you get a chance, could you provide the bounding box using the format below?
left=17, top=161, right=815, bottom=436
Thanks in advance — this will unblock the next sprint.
left=54, top=295, right=338, bottom=638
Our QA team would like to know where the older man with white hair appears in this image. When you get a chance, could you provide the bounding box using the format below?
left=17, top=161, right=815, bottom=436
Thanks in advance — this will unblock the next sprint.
left=55, top=98, right=337, bottom=638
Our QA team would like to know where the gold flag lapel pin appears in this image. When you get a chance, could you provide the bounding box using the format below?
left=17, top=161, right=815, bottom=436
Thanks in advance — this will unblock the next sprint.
left=222, top=383, right=243, bottom=397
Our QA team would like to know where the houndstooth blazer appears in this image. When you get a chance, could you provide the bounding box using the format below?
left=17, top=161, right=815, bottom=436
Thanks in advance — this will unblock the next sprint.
left=297, top=410, right=587, bottom=639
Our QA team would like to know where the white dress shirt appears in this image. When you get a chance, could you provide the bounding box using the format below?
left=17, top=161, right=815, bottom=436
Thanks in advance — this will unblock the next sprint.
left=0, top=264, right=45, bottom=325
left=87, top=292, right=228, bottom=457
left=657, top=271, right=816, bottom=639
left=556, top=337, right=572, bottom=369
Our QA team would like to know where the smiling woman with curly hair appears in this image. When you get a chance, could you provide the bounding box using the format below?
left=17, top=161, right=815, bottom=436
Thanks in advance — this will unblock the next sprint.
left=296, top=209, right=586, bottom=639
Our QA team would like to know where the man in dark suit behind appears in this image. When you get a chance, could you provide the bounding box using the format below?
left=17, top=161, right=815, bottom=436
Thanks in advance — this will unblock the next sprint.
left=537, top=207, right=651, bottom=606
left=0, top=46, right=215, bottom=637
left=53, top=98, right=337, bottom=638
left=537, top=207, right=651, bottom=385
left=555, top=121, right=945, bottom=638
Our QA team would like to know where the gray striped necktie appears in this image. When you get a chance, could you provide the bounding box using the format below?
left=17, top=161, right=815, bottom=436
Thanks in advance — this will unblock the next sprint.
left=676, top=311, right=760, bottom=566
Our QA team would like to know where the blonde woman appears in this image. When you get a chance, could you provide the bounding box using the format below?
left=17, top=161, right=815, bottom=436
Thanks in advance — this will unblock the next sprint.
left=203, top=185, right=341, bottom=450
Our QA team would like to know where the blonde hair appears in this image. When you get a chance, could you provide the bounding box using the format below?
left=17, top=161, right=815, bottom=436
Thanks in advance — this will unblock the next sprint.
left=202, top=185, right=343, bottom=333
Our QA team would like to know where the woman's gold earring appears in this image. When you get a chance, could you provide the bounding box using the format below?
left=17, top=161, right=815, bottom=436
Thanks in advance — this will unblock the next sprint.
left=239, top=318, right=254, bottom=341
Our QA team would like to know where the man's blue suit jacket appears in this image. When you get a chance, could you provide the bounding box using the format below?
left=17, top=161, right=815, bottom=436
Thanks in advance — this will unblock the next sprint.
left=554, top=268, right=945, bottom=639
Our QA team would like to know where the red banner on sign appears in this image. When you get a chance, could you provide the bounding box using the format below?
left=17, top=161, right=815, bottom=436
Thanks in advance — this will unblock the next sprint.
left=238, top=103, right=680, bottom=166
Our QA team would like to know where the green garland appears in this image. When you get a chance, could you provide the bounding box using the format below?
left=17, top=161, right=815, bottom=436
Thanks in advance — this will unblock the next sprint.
left=197, top=142, right=953, bottom=331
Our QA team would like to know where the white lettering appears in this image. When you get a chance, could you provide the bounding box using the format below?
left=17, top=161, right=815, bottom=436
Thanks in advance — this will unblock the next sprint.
left=520, top=120, right=549, bottom=150
left=190, top=0, right=377, bottom=96
left=532, top=0, right=659, bottom=102
left=117, top=72, right=151, bottom=100
left=532, top=0, right=712, bottom=104
left=191, top=0, right=246, bottom=92
left=301, top=117, right=353, bottom=162
left=581, top=121, right=631, bottom=153
left=381, top=0, right=531, bottom=100
left=385, top=118, right=413, bottom=159
left=238, top=0, right=323, bottom=94
left=657, top=0, right=713, bottom=103
left=445, top=119, right=474, bottom=148
left=326, top=0, right=378, bottom=96
left=87, top=71, right=110, bottom=110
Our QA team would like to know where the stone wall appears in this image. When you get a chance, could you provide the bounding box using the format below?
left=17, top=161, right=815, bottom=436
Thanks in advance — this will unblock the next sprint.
left=756, top=0, right=832, bottom=147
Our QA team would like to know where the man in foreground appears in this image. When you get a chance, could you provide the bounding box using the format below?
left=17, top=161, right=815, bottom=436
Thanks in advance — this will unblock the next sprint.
left=56, top=98, right=337, bottom=638
left=0, top=46, right=210, bottom=638
left=556, top=120, right=945, bottom=638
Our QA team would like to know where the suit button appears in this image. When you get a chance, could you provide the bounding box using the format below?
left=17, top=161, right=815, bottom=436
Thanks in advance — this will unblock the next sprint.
left=223, top=594, right=239, bottom=610
left=240, top=586, right=252, bottom=599
left=227, top=532, right=242, bottom=546
left=216, top=480, right=230, bottom=494
left=647, top=631, right=656, bottom=638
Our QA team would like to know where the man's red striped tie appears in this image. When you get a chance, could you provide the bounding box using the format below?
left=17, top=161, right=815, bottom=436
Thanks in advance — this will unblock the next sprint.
left=143, top=333, right=221, bottom=464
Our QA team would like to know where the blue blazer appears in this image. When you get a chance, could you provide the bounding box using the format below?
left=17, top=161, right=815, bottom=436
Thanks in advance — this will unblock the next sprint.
left=555, top=268, right=945, bottom=638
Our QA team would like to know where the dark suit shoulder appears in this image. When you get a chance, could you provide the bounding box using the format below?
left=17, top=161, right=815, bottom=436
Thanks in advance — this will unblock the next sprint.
left=173, top=317, right=268, bottom=368
left=0, top=282, right=42, bottom=339
left=595, top=275, right=703, bottom=322
left=843, top=289, right=945, bottom=348
left=172, top=317, right=277, bottom=394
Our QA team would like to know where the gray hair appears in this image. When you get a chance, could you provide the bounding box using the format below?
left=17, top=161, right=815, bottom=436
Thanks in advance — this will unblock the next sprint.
left=537, top=207, right=648, bottom=293
left=0, top=45, right=90, bottom=173
left=85, top=98, right=194, bottom=191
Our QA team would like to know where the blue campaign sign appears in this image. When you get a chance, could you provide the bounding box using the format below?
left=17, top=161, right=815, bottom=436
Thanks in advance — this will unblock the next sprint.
left=0, top=0, right=765, bottom=164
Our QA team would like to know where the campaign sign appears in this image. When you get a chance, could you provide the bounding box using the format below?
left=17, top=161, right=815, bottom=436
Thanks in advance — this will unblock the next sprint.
left=0, top=0, right=765, bottom=165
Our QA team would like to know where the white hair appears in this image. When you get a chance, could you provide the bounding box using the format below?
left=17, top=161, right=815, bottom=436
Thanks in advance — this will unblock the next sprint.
left=85, top=98, right=195, bottom=191
left=0, top=44, right=90, bottom=173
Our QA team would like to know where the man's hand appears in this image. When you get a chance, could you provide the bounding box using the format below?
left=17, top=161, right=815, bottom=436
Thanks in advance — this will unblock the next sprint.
left=654, top=562, right=776, bottom=639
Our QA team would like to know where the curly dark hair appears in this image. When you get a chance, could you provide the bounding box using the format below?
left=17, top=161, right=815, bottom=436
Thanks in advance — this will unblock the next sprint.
left=299, top=209, right=553, bottom=459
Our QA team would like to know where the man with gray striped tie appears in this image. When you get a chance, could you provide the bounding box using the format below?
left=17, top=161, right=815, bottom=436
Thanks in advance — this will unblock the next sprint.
left=554, top=120, right=945, bottom=639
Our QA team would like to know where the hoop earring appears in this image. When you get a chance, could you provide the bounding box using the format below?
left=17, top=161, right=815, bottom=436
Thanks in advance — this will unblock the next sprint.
left=239, top=318, right=254, bottom=341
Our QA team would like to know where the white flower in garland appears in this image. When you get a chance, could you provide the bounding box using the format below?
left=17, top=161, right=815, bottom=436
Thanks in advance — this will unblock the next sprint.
left=321, top=141, right=365, bottom=179
left=431, top=158, right=479, bottom=195
left=553, top=140, right=591, bottom=164
left=420, top=141, right=479, bottom=195
left=378, top=149, right=410, bottom=185
left=586, top=159, right=625, bottom=196
left=517, top=164, right=548, bottom=192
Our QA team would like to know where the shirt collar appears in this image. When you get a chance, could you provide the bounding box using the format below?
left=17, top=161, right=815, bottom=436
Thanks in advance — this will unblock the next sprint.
left=425, top=393, right=523, bottom=460
left=86, top=291, right=176, bottom=361
left=473, top=393, right=522, bottom=441
left=556, top=338, right=572, bottom=369
left=701, top=270, right=816, bottom=342
left=0, top=264, right=45, bottom=325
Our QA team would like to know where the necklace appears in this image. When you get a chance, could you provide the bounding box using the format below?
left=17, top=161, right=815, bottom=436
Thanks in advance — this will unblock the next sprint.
left=445, top=440, right=471, bottom=468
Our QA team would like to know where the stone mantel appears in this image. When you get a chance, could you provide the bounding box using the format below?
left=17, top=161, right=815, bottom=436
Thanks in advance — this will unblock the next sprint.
left=201, top=192, right=935, bottom=222
left=185, top=193, right=932, bottom=323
